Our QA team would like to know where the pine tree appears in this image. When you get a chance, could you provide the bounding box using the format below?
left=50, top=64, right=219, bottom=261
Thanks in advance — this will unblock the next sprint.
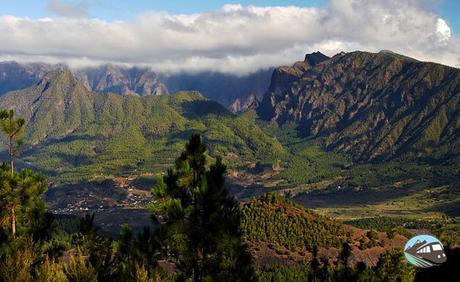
left=150, top=134, right=254, bottom=281
left=0, top=109, right=25, bottom=237
left=0, top=166, right=47, bottom=239
left=0, top=110, right=48, bottom=241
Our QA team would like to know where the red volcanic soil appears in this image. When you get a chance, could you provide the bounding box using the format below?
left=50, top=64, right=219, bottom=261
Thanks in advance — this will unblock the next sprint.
left=248, top=224, right=407, bottom=268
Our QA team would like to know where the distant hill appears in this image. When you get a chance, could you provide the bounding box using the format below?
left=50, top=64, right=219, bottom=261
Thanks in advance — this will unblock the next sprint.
left=0, top=61, right=273, bottom=112
left=0, top=69, right=285, bottom=183
left=258, top=51, right=460, bottom=162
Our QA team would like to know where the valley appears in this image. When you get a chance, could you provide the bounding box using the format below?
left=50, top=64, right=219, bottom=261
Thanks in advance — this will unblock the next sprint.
left=1, top=51, right=459, bottom=231
left=0, top=51, right=459, bottom=281
left=2, top=1, right=460, bottom=280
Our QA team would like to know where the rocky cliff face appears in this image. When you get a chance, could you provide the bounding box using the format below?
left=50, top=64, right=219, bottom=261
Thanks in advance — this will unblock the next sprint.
left=258, top=51, right=460, bottom=162
left=229, top=94, right=260, bottom=113
left=76, top=65, right=168, bottom=96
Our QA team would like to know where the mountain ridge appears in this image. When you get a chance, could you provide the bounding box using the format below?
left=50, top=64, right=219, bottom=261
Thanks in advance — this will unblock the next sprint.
left=258, top=50, right=460, bottom=162
left=0, top=61, right=273, bottom=112
left=0, top=69, right=285, bottom=183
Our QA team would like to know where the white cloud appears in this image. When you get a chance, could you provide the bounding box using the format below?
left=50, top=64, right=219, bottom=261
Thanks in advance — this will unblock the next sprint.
left=0, top=0, right=459, bottom=74
left=436, top=18, right=452, bottom=44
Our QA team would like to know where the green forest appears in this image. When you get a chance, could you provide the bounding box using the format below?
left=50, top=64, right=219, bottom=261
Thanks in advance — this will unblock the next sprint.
left=1, top=109, right=459, bottom=281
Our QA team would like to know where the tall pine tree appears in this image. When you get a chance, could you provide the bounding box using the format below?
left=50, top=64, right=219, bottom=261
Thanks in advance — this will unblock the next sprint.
left=0, top=109, right=48, bottom=241
left=150, top=134, right=254, bottom=281
left=0, top=109, right=25, bottom=237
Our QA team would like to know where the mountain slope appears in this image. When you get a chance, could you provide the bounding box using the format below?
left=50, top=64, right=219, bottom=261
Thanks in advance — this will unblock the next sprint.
left=0, top=70, right=285, bottom=183
left=258, top=51, right=460, bottom=162
left=0, top=69, right=95, bottom=144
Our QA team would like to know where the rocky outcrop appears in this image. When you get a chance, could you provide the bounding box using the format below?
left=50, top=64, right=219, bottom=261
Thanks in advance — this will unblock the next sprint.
left=76, top=65, right=168, bottom=96
left=230, top=94, right=260, bottom=113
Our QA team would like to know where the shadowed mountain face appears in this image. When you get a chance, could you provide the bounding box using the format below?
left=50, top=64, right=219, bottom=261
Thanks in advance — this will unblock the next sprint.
left=0, top=61, right=53, bottom=96
left=258, top=51, right=460, bottom=162
left=162, top=69, right=274, bottom=110
left=0, top=62, right=273, bottom=111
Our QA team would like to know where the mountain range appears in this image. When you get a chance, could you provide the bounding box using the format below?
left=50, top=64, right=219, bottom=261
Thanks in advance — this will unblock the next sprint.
left=0, top=68, right=284, bottom=184
left=258, top=50, right=460, bottom=163
left=1, top=51, right=458, bottom=281
left=0, top=50, right=459, bottom=218
left=0, top=61, right=272, bottom=113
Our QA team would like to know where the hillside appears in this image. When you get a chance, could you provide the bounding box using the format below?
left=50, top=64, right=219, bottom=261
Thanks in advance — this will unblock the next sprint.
left=1, top=53, right=459, bottom=223
left=258, top=51, right=460, bottom=162
left=0, top=69, right=285, bottom=184
left=240, top=194, right=407, bottom=268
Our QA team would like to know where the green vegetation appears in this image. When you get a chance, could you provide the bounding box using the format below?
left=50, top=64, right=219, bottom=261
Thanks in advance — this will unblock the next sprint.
left=240, top=193, right=347, bottom=252
left=240, top=113, right=349, bottom=187
left=0, top=109, right=25, bottom=175
left=150, top=134, right=254, bottom=281
left=345, top=217, right=439, bottom=231
left=345, top=216, right=460, bottom=246
left=1, top=131, right=255, bottom=281
left=1, top=70, right=458, bottom=227
left=1, top=127, right=250, bottom=281
left=0, top=109, right=27, bottom=237
left=253, top=50, right=460, bottom=223
left=0, top=72, right=284, bottom=184
left=1, top=49, right=460, bottom=281
left=0, top=118, right=458, bottom=281
left=259, top=51, right=460, bottom=163
left=256, top=249, right=416, bottom=282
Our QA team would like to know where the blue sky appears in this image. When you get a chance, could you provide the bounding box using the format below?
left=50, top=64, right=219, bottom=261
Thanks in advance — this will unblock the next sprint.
left=0, top=0, right=457, bottom=34
left=2, top=0, right=325, bottom=18
left=437, top=0, right=460, bottom=34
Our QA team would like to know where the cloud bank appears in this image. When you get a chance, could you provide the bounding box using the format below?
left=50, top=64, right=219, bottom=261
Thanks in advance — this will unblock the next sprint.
left=0, top=0, right=459, bottom=74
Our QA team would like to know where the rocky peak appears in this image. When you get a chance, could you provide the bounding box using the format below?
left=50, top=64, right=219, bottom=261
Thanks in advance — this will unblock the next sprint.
left=304, top=51, right=330, bottom=66
left=38, top=68, right=82, bottom=90
left=230, top=94, right=260, bottom=113
left=77, top=65, right=169, bottom=96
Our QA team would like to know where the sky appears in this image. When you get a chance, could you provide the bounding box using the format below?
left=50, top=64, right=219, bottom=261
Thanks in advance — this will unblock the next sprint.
left=0, top=0, right=459, bottom=74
